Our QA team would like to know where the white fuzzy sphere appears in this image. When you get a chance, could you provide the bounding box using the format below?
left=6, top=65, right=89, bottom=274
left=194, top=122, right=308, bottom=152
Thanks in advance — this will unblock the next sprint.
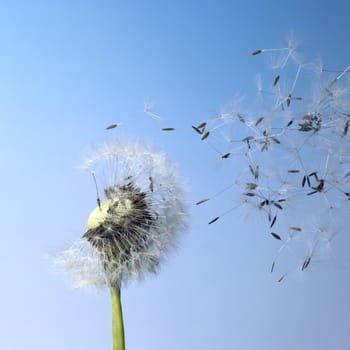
left=55, top=139, right=188, bottom=289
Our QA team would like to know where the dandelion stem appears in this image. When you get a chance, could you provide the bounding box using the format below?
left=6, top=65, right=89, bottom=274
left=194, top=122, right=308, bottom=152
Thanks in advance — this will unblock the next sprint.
left=110, top=288, right=125, bottom=350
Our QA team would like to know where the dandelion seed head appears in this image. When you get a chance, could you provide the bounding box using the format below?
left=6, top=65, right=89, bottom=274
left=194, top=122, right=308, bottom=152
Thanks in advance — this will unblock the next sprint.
left=55, top=139, right=189, bottom=289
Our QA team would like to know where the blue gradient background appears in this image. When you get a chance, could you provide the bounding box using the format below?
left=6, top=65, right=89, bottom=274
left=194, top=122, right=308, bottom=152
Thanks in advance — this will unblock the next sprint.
left=1, top=1, right=350, bottom=349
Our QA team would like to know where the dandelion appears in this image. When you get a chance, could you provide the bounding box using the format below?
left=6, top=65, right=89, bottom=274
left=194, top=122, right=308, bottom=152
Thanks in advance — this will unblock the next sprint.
left=55, top=139, right=188, bottom=350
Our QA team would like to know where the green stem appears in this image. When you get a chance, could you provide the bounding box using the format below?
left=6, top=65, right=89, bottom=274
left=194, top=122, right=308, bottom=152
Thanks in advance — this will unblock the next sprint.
left=110, top=288, right=125, bottom=350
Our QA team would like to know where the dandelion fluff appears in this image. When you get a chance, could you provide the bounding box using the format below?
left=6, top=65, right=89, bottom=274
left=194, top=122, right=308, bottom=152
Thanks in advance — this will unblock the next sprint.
left=55, top=139, right=188, bottom=289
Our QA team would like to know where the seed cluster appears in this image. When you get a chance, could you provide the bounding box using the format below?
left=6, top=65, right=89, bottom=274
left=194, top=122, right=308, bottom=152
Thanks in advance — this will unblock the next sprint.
left=84, top=181, right=158, bottom=280
left=192, top=35, right=350, bottom=280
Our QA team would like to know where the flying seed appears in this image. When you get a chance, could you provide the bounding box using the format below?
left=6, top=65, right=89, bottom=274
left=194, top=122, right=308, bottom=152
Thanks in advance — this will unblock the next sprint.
left=286, top=94, right=292, bottom=107
left=197, top=122, right=207, bottom=129
left=290, top=227, right=302, bottom=231
left=208, top=216, right=220, bottom=225
left=271, top=232, right=282, bottom=240
left=260, top=200, right=269, bottom=207
left=301, top=257, right=311, bottom=271
left=324, top=88, right=333, bottom=97
left=328, top=79, right=337, bottom=88
left=302, top=176, right=306, bottom=187
left=261, top=143, right=268, bottom=152
left=201, top=131, right=210, bottom=140
left=196, top=198, right=210, bottom=205
left=161, top=127, right=175, bottom=131
left=221, top=153, right=231, bottom=159
left=246, top=183, right=258, bottom=190
left=306, top=176, right=311, bottom=187
left=106, top=124, right=118, bottom=130
left=249, top=165, right=259, bottom=179
left=308, top=172, right=318, bottom=179
left=343, top=119, right=350, bottom=136
left=307, top=190, right=318, bottom=196
left=270, top=215, right=277, bottom=228
left=192, top=126, right=202, bottom=134
left=271, top=137, right=280, bottom=144
left=255, top=165, right=259, bottom=179
left=273, top=202, right=283, bottom=210
left=244, top=192, right=256, bottom=197
left=288, top=169, right=300, bottom=173
left=252, top=49, right=263, bottom=55
left=278, top=273, right=287, bottom=282
left=255, top=117, right=264, bottom=126
left=286, top=120, right=293, bottom=127
left=271, top=261, right=275, bottom=273
left=237, top=114, right=245, bottom=123
left=273, top=75, right=280, bottom=86
left=242, top=136, right=254, bottom=142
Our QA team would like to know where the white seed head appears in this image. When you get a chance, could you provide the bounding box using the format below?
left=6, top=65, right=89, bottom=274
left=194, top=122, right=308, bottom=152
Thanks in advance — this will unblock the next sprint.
left=55, top=139, right=189, bottom=289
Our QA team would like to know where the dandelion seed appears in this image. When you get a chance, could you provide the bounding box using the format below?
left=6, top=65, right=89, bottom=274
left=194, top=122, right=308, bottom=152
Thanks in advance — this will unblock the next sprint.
left=201, top=131, right=210, bottom=140
left=208, top=216, right=220, bottom=225
left=196, top=198, right=210, bottom=205
left=273, top=202, right=283, bottom=210
left=290, top=227, right=302, bottom=231
left=246, top=183, right=258, bottom=190
left=307, top=190, right=318, bottom=196
left=343, top=119, right=350, bottom=136
left=221, top=153, right=231, bottom=159
left=286, top=94, right=292, bottom=107
left=271, top=261, right=275, bottom=273
left=249, top=165, right=259, bottom=180
left=324, top=88, right=333, bottom=97
left=270, top=215, right=277, bottom=228
left=252, top=49, right=263, bottom=55
left=192, top=125, right=202, bottom=134
left=308, top=172, right=318, bottom=180
left=307, top=176, right=311, bottom=187
left=237, top=114, right=245, bottom=123
left=271, top=232, right=282, bottom=240
left=161, top=128, right=175, bottom=131
left=273, top=75, right=280, bottom=86
left=271, top=137, right=281, bottom=144
left=106, top=124, right=118, bottom=130
left=301, top=257, right=311, bottom=271
left=244, top=192, right=256, bottom=197
left=197, top=122, right=207, bottom=129
left=255, top=117, right=264, bottom=126
left=242, top=136, right=255, bottom=143
left=302, top=176, right=307, bottom=187
left=278, top=273, right=287, bottom=282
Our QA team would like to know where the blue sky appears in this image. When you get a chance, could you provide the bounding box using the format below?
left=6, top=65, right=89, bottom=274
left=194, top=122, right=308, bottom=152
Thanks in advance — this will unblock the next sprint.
left=1, top=1, right=350, bottom=349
